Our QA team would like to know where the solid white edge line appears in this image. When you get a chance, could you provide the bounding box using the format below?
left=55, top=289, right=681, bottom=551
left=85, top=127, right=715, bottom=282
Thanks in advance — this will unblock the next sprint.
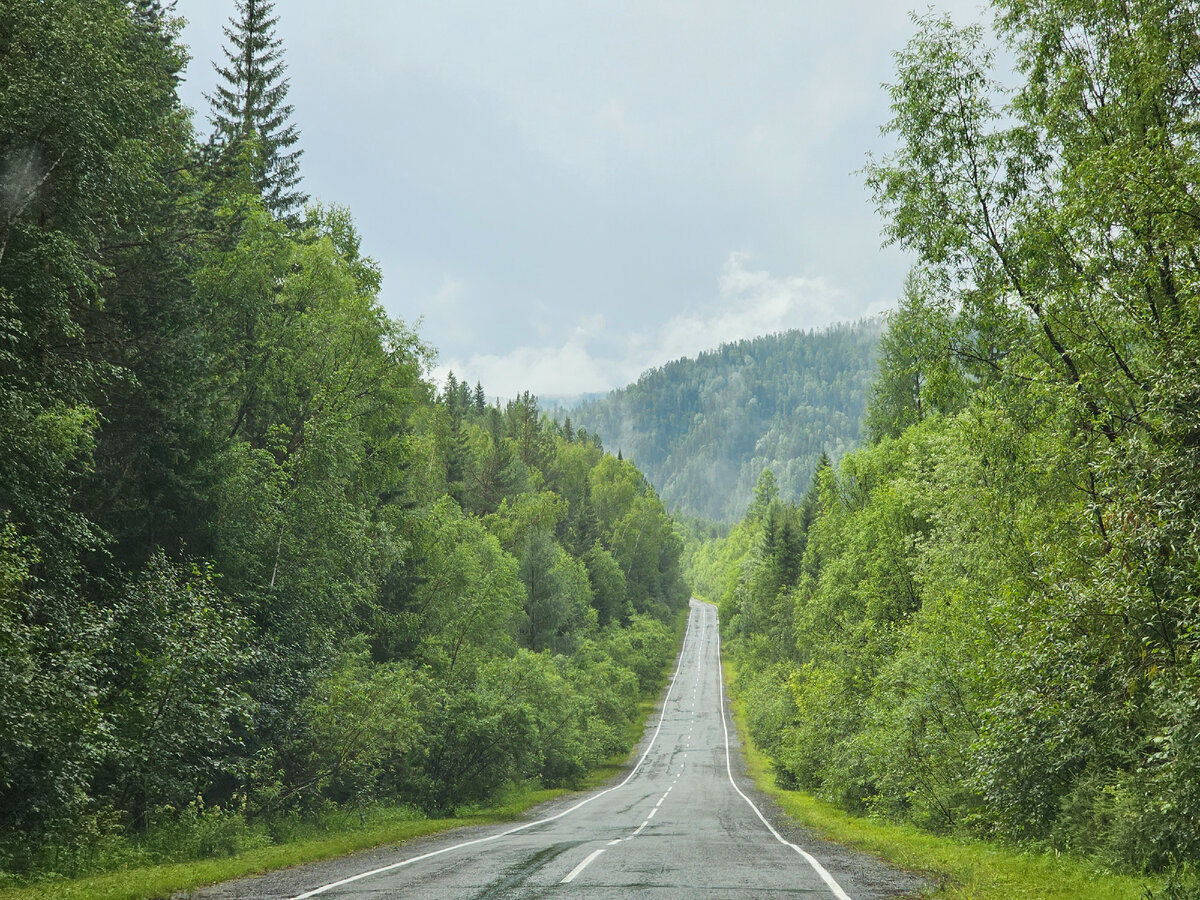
left=712, top=604, right=854, bottom=900
left=286, top=603, right=701, bottom=900
left=560, top=847, right=606, bottom=884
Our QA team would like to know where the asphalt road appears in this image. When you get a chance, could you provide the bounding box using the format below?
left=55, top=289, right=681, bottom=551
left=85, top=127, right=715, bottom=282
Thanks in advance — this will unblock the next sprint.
left=189, top=599, right=922, bottom=899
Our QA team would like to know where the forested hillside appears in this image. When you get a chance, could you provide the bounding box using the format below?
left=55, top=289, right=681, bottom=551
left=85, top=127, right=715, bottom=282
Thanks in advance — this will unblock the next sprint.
left=570, top=321, right=882, bottom=523
left=0, top=0, right=687, bottom=881
left=692, top=2, right=1200, bottom=881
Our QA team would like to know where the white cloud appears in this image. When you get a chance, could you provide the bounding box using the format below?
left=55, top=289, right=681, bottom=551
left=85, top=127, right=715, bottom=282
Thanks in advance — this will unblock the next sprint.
left=657, top=252, right=846, bottom=360
left=420, top=275, right=474, bottom=343
left=433, top=276, right=466, bottom=304
left=434, top=340, right=617, bottom=400
left=177, top=0, right=985, bottom=390
left=439, top=252, right=874, bottom=399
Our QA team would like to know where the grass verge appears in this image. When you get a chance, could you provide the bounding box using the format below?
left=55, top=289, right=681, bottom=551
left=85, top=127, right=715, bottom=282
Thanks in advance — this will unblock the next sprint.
left=723, top=660, right=1164, bottom=900
left=0, top=792, right=561, bottom=900
left=3, top=610, right=692, bottom=900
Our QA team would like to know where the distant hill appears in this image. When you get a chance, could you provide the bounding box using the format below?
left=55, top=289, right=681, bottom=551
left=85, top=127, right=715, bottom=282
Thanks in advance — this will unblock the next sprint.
left=569, top=319, right=883, bottom=522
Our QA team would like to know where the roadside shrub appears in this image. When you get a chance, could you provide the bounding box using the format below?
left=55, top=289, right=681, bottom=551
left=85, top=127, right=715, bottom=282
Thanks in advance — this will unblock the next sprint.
left=141, top=797, right=269, bottom=862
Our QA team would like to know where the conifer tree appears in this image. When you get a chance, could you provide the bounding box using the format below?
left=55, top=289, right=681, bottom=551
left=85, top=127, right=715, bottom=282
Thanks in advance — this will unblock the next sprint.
left=207, top=0, right=306, bottom=219
left=442, top=373, right=469, bottom=502
left=443, top=372, right=460, bottom=415
left=455, top=380, right=472, bottom=412
left=130, top=1, right=183, bottom=87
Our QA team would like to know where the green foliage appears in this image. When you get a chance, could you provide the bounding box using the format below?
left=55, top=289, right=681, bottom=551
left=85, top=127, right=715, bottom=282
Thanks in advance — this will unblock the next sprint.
left=0, top=1, right=687, bottom=882
left=693, top=0, right=1200, bottom=880
left=101, top=554, right=256, bottom=827
left=517, top=529, right=594, bottom=654
left=0, top=0, right=201, bottom=850
left=294, top=647, right=419, bottom=809
left=395, top=496, right=523, bottom=667
left=864, top=271, right=968, bottom=441
left=729, top=675, right=1167, bottom=900
left=583, top=542, right=629, bottom=626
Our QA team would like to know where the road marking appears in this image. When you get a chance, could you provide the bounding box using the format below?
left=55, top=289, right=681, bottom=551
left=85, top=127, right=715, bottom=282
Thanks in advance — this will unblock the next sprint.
left=713, top=607, right=855, bottom=900
left=647, top=806, right=657, bottom=819
left=286, top=609, right=702, bottom=899
left=561, top=848, right=606, bottom=884
left=607, top=838, right=622, bottom=846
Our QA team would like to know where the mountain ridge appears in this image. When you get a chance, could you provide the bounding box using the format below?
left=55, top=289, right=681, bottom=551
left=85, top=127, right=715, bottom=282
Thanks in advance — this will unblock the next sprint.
left=568, top=318, right=883, bottom=522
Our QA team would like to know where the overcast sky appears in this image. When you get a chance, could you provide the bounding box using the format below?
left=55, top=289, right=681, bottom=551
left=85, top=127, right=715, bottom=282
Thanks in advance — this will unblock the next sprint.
left=174, top=1, right=990, bottom=399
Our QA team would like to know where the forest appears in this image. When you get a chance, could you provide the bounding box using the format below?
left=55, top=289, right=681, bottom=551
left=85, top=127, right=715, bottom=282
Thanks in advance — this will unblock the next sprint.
left=0, top=0, right=688, bottom=881
left=691, top=0, right=1200, bottom=879
left=570, top=320, right=882, bottom=523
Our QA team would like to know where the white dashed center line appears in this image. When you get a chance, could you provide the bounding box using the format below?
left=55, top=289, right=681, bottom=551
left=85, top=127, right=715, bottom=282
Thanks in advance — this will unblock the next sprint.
left=561, top=848, right=606, bottom=884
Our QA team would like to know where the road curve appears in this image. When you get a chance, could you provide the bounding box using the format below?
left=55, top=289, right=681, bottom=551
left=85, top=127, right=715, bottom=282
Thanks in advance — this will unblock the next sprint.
left=189, top=599, right=918, bottom=899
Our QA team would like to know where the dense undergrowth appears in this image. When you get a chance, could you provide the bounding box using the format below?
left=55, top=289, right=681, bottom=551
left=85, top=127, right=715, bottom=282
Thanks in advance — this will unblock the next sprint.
left=0, top=615, right=685, bottom=899
left=0, top=613, right=685, bottom=900
left=724, top=661, right=1177, bottom=900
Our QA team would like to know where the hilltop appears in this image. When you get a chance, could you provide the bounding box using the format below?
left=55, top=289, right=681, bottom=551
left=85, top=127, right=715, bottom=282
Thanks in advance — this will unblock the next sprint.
left=569, top=319, right=882, bottom=522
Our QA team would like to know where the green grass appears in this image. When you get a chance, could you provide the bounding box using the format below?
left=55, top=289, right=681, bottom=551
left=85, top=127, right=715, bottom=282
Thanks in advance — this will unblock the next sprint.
left=723, top=661, right=1163, bottom=900
left=1, top=612, right=693, bottom=900
left=0, top=792, right=563, bottom=900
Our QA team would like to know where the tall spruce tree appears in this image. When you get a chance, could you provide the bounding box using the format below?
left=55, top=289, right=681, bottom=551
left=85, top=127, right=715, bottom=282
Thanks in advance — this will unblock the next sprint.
left=207, top=0, right=306, bottom=219
left=130, top=1, right=184, bottom=87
